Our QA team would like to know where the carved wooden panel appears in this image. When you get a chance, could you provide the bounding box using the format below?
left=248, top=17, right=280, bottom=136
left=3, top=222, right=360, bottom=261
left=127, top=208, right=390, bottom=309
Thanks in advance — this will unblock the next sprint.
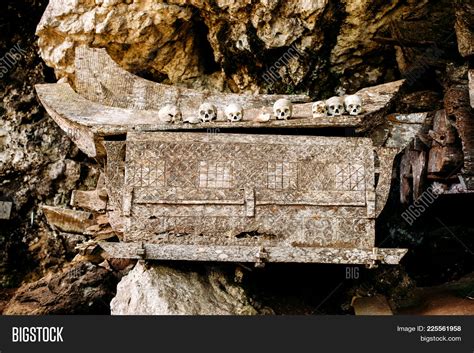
left=106, top=132, right=378, bottom=251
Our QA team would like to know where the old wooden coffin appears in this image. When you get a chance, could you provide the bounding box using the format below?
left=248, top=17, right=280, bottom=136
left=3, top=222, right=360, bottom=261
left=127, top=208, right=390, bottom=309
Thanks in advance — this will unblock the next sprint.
left=36, top=46, right=409, bottom=266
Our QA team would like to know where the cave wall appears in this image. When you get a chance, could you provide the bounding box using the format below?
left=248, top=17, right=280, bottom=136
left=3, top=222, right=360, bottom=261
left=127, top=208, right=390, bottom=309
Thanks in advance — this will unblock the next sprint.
left=0, top=0, right=473, bottom=314
left=0, top=0, right=99, bottom=287
left=35, top=0, right=461, bottom=97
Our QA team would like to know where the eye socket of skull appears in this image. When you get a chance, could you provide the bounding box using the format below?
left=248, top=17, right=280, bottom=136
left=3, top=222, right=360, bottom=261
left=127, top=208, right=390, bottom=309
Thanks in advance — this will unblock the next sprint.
left=236, top=112, right=241, bottom=116
left=284, top=108, right=289, bottom=113
left=330, top=105, right=335, bottom=110
left=276, top=109, right=281, bottom=114
left=200, top=110, right=205, bottom=115
left=356, top=105, right=361, bottom=109
left=207, top=109, right=214, bottom=115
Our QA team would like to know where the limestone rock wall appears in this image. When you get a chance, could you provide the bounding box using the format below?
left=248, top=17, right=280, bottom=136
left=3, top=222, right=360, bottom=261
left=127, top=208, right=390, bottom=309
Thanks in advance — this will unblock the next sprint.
left=35, top=0, right=459, bottom=95
left=1, top=0, right=472, bottom=315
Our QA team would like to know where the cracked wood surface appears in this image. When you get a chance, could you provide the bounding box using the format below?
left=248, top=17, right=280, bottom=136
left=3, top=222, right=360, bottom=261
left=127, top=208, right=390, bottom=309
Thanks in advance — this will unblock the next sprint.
left=100, top=242, right=407, bottom=265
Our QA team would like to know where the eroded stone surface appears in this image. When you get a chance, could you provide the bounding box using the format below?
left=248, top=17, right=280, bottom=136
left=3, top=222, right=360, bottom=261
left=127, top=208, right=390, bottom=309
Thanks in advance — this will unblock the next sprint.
left=454, top=1, right=474, bottom=58
left=4, top=262, right=116, bottom=315
left=35, top=0, right=453, bottom=94
left=110, top=262, right=265, bottom=315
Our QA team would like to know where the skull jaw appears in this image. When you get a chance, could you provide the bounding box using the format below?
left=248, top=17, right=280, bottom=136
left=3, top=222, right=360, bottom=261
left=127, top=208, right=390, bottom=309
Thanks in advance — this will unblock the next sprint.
left=328, top=111, right=342, bottom=117
left=276, top=114, right=290, bottom=120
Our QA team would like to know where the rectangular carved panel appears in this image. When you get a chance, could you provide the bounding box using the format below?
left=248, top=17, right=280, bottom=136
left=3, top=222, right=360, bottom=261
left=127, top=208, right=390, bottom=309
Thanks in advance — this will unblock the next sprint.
left=114, top=132, right=377, bottom=250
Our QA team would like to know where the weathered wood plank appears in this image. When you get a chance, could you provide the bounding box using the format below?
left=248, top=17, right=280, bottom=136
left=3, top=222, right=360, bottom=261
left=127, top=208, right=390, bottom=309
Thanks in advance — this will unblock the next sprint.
left=445, top=85, right=474, bottom=179
left=74, top=46, right=310, bottom=111
left=70, top=174, right=108, bottom=212
left=428, top=110, right=463, bottom=175
left=42, top=205, right=94, bottom=234
left=0, top=201, right=13, bottom=220
left=99, top=242, right=408, bottom=265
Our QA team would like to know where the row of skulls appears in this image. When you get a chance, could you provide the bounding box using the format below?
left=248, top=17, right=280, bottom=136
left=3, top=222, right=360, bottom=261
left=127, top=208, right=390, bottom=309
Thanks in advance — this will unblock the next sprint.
left=157, top=95, right=363, bottom=124
left=271, top=94, right=363, bottom=120
left=312, top=95, right=363, bottom=118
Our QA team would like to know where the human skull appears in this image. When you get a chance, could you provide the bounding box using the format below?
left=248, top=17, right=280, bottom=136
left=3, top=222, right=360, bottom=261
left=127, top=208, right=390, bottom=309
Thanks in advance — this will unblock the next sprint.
left=273, top=99, right=293, bottom=120
left=198, top=103, right=217, bottom=122
left=225, top=103, right=244, bottom=122
left=158, top=104, right=182, bottom=123
left=344, top=95, right=363, bottom=116
left=312, top=101, right=327, bottom=118
left=326, top=96, right=344, bottom=116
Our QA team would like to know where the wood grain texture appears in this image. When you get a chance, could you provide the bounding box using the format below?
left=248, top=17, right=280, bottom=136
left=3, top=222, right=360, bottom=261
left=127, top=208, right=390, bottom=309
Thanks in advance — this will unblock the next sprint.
left=99, top=242, right=407, bottom=265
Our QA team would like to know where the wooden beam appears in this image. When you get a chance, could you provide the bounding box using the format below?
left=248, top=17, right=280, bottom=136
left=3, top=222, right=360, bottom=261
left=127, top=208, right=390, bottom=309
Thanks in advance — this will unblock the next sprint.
left=99, top=242, right=408, bottom=265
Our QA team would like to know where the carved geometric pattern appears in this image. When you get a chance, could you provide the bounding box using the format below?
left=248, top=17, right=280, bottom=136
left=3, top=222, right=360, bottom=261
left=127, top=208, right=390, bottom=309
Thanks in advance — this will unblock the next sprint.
left=298, top=162, right=334, bottom=190
left=233, top=161, right=266, bottom=189
left=335, top=164, right=365, bottom=191
left=113, top=133, right=381, bottom=253
left=104, top=141, right=126, bottom=209
left=267, top=161, right=297, bottom=189
left=127, top=160, right=165, bottom=187
left=166, top=158, right=197, bottom=188
left=299, top=216, right=371, bottom=248
left=199, top=161, right=233, bottom=188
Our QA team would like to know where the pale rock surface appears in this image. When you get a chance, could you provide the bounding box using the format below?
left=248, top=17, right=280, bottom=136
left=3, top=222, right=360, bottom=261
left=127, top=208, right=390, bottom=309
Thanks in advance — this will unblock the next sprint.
left=36, top=0, right=457, bottom=94
left=111, top=262, right=264, bottom=315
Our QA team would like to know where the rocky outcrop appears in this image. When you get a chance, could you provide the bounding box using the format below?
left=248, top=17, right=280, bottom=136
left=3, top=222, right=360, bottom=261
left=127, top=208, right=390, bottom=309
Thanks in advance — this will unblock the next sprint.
left=454, top=1, right=474, bottom=58
left=3, top=261, right=117, bottom=315
left=1, top=0, right=473, bottom=316
left=397, top=272, right=474, bottom=315
left=36, top=0, right=202, bottom=83
left=0, top=0, right=86, bottom=288
left=35, top=0, right=460, bottom=95
left=111, top=262, right=269, bottom=315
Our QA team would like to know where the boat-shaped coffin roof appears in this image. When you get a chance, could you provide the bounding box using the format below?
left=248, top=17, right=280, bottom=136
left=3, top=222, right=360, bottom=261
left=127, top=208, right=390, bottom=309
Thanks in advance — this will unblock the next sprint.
left=36, top=46, right=404, bottom=133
